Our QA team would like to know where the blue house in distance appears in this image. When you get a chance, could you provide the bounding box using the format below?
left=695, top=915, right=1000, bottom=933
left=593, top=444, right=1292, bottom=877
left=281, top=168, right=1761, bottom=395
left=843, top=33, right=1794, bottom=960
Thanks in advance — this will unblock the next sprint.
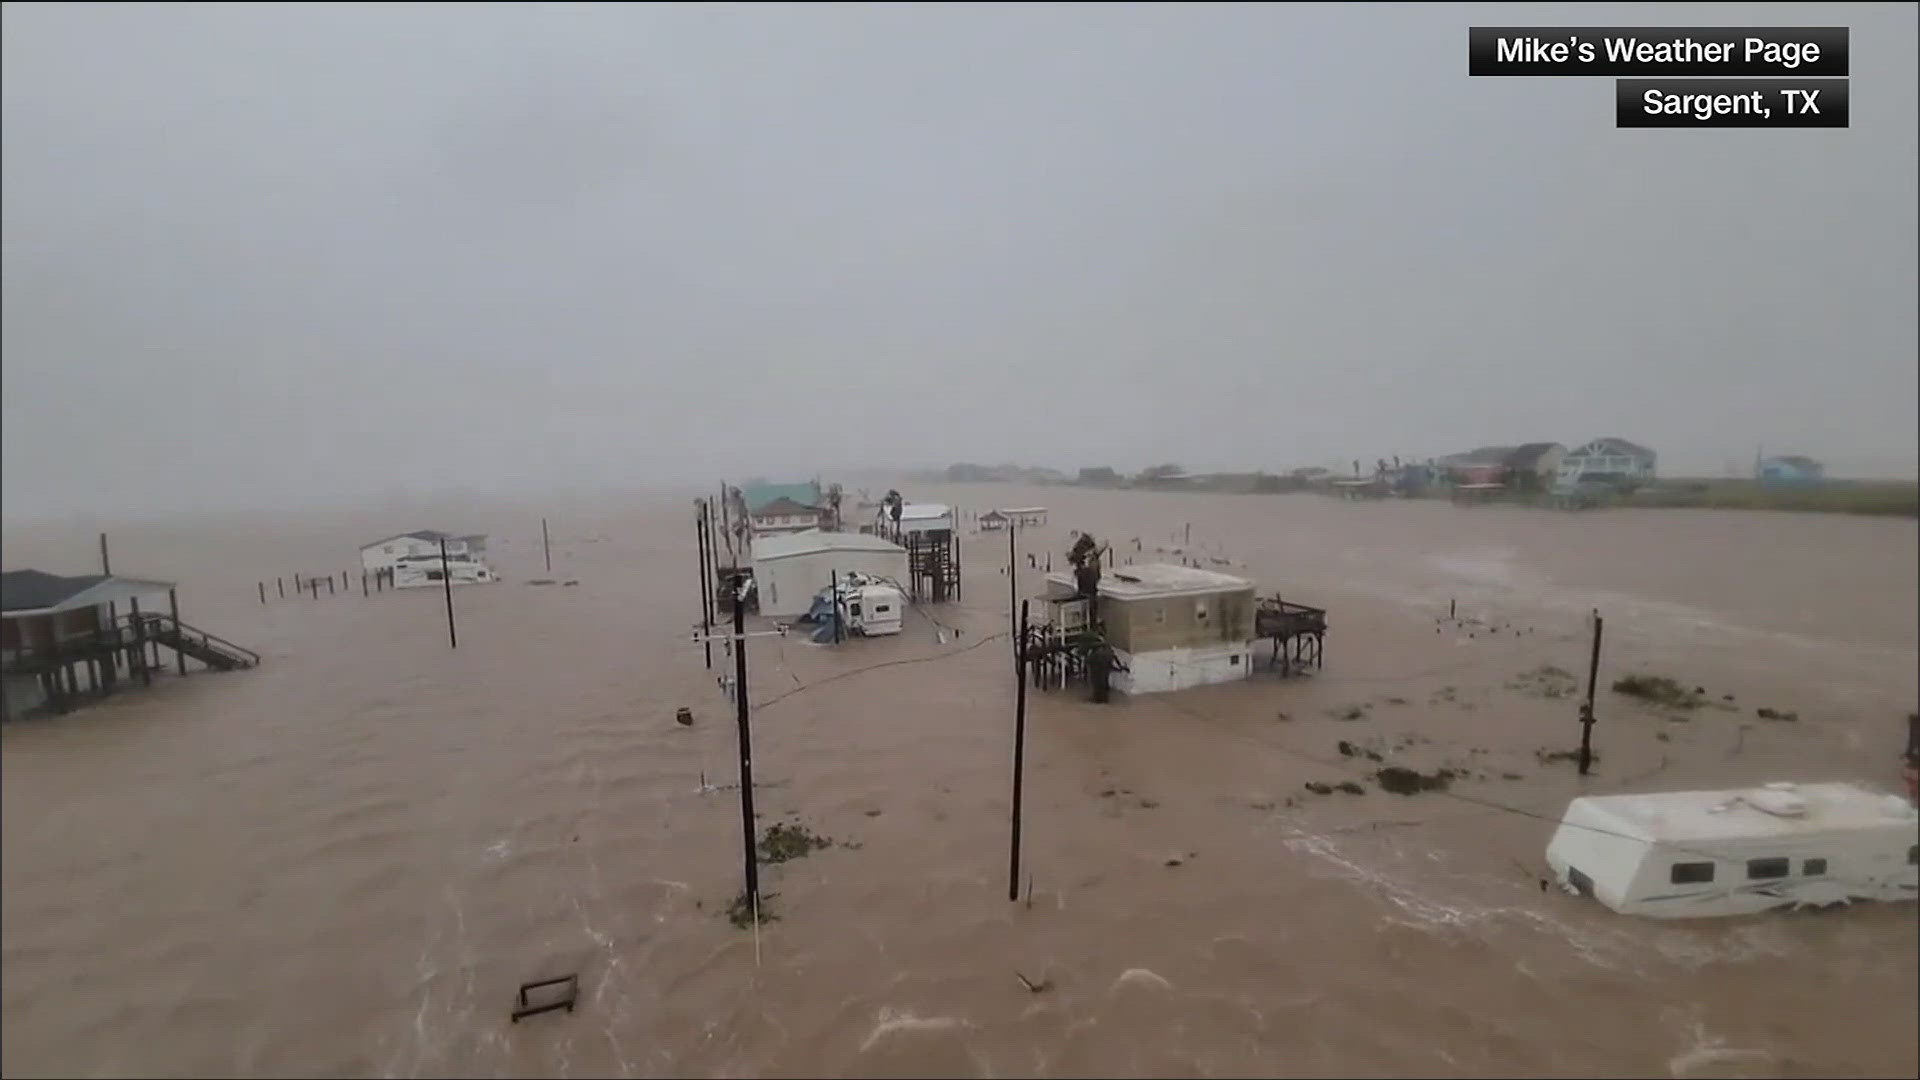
left=1757, top=455, right=1825, bottom=485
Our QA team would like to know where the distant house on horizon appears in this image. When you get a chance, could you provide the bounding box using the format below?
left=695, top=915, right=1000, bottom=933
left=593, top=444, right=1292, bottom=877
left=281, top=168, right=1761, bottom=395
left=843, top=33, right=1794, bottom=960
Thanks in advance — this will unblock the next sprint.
left=1503, top=443, right=1567, bottom=493
left=1557, top=438, right=1658, bottom=490
left=1757, top=455, right=1825, bottom=485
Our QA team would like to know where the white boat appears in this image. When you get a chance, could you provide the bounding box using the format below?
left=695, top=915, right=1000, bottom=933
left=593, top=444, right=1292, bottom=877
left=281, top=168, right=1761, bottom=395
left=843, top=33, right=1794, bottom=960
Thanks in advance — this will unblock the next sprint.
left=1546, top=782, right=1918, bottom=918
left=391, top=555, right=498, bottom=589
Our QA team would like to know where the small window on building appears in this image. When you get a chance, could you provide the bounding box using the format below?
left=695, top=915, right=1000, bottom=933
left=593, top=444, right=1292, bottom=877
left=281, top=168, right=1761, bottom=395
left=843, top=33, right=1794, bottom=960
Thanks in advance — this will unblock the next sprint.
left=1229, top=654, right=1240, bottom=666
left=1746, top=857, right=1790, bottom=880
left=1909, top=844, right=1917, bottom=866
left=874, top=604, right=890, bottom=613
left=1802, top=858, right=1828, bottom=876
left=1670, top=862, right=1715, bottom=885
left=851, top=603, right=862, bottom=617
left=1195, top=600, right=1209, bottom=621
left=426, top=571, right=445, bottom=581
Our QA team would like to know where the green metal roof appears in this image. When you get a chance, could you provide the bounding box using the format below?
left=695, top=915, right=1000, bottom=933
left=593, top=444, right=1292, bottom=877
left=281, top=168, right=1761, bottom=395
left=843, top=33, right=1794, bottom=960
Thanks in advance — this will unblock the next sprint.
left=742, top=482, right=821, bottom=514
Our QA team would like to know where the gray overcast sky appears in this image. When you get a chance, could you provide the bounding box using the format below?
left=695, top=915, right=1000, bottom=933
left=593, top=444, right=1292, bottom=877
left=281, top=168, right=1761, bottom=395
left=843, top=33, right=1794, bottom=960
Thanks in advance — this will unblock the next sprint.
left=3, top=2, right=1915, bottom=519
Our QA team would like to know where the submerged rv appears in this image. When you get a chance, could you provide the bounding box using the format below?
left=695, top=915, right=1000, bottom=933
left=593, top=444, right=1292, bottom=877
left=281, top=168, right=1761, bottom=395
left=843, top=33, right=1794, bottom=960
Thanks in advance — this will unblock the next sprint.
left=1546, top=782, right=1918, bottom=919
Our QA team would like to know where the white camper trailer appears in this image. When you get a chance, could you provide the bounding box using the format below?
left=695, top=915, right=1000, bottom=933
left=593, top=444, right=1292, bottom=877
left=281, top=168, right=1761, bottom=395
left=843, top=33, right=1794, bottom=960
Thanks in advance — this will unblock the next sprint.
left=838, top=579, right=904, bottom=637
left=1546, top=782, right=1919, bottom=919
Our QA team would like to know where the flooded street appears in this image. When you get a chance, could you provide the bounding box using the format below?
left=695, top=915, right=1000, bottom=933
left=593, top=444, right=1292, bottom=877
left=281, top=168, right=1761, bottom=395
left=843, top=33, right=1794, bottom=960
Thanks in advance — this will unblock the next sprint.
left=3, top=485, right=1916, bottom=1078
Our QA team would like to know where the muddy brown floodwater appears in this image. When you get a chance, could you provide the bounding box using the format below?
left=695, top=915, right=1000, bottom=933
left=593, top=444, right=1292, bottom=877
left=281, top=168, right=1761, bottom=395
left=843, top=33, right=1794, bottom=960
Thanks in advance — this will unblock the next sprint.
left=4, top=484, right=1916, bottom=1078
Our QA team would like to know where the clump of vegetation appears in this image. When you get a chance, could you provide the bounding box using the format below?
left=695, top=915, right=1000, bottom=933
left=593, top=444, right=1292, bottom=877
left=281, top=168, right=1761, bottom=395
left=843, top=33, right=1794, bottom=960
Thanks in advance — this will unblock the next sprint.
left=758, top=821, right=832, bottom=864
left=1508, top=665, right=1579, bottom=699
left=724, top=890, right=779, bottom=928
left=1756, top=706, right=1800, bottom=722
left=1336, top=740, right=1384, bottom=762
left=1334, top=781, right=1366, bottom=795
left=1374, top=766, right=1456, bottom=795
left=1611, top=674, right=1706, bottom=710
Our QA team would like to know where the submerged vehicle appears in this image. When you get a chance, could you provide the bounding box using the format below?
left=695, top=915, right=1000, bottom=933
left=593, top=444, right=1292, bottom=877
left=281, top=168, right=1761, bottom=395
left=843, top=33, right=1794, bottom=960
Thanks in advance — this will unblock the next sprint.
left=1546, top=782, right=1918, bottom=918
left=799, top=572, right=904, bottom=641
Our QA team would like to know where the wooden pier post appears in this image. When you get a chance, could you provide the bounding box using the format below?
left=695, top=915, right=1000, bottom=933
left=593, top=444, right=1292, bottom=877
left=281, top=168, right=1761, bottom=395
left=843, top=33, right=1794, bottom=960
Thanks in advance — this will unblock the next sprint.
left=543, top=517, right=552, bottom=574
left=327, top=576, right=336, bottom=595
left=129, top=598, right=150, bottom=687
left=1576, top=611, right=1603, bottom=775
left=170, top=588, right=186, bottom=675
left=277, top=577, right=285, bottom=599
left=259, top=582, right=266, bottom=605
left=99, top=533, right=111, bottom=575
left=1009, top=599, right=1029, bottom=901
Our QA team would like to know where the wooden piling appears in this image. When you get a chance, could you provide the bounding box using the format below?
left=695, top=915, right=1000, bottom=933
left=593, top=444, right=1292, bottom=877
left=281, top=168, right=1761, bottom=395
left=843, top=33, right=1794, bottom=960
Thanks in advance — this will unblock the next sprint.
left=278, top=577, right=285, bottom=598
left=99, top=533, right=111, bottom=575
left=543, top=517, right=552, bottom=574
left=129, top=598, right=150, bottom=687
left=328, top=576, right=336, bottom=595
left=1578, top=612, right=1603, bottom=776
left=170, top=588, right=186, bottom=675
left=259, top=581, right=266, bottom=604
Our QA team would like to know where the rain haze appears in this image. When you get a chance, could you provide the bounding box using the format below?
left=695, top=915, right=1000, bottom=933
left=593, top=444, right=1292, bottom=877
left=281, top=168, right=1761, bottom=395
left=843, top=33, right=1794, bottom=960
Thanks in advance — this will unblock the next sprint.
left=3, top=7, right=1919, bottom=1080
left=3, top=2, right=1915, bottom=520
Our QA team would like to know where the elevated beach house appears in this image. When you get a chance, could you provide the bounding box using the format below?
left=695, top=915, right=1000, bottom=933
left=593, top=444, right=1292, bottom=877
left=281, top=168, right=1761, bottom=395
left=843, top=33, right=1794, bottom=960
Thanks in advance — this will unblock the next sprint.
left=360, top=531, right=489, bottom=573
left=742, top=482, right=826, bottom=537
left=1557, top=438, right=1658, bottom=489
left=1040, top=563, right=1257, bottom=695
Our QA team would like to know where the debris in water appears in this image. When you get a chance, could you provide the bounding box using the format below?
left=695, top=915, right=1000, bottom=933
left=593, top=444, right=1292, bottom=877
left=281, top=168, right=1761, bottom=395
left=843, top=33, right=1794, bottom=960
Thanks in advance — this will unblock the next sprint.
left=1014, top=971, right=1052, bottom=994
left=758, top=822, right=832, bottom=864
left=1335, top=781, right=1366, bottom=795
left=1304, top=781, right=1334, bottom=795
left=1374, top=766, right=1454, bottom=795
left=675, top=706, right=694, bottom=726
left=1655, top=732, right=1671, bottom=742
left=1136, top=797, right=1160, bottom=809
left=864, top=808, right=883, bottom=817
left=1535, top=748, right=1599, bottom=765
left=1507, top=665, right=1578, bottom=699
left=1756, top=706, right=1799, bottom=722
left=1611, top=674, right=1705, bottom=710
left=724, top=890, right=778, bottom=928
left=510, top=974, right=579, bottom=1023
left=1327, top=703, right=1371, bottom=721
left=1501, top=772, right=1524, bottom=780
left=1274, top=710, right=1293, bottom=722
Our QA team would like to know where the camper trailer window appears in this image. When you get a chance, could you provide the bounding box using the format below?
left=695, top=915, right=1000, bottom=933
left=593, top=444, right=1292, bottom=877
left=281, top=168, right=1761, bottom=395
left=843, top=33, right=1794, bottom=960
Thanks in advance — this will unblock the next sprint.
left=1670, top=862, right=1715, bottom=885
left=1802, top=858, right=1828, bottom=876
left=1746, top=857, right=1790, bottom=880
left=874, top=604, right=890, bottom=613
left=427, top=571, right=445, bottom=581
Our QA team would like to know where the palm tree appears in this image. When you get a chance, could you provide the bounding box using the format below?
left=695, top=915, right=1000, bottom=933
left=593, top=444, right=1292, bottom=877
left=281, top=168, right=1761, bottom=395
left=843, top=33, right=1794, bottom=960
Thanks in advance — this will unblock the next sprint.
left=826, top=483, right=844, bottom=531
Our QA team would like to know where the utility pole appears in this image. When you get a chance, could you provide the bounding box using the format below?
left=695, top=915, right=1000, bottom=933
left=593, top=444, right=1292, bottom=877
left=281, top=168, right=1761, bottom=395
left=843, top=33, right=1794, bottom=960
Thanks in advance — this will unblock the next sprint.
left=1578, top=610, right=1603, bottom=775
left=1009, top=599, right=1029, bottom=901
left=687, top=587, right=789, bottom=917
left=440, top=538, right=458, bottom=649
left=99, top=533, right=111, bottom=575
left=730, top=577, right=759, bottom=909
left=1007, top=525, right=1017, bottom=650
left=695, top=504, right=712, bottom=669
